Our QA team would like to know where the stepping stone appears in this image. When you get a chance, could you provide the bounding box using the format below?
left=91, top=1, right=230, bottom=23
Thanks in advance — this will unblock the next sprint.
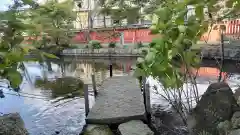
left=118, top=120, right=154, bottom=135
left=86, top=76, right=145, bottom=124
left=83, top=124, right=113, bottom=135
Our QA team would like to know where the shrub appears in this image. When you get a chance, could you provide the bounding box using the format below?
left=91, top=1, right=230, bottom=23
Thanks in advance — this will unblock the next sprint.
left=108, top=42, right=116, bottom=48
left=89, top=40, right=102, bottom=49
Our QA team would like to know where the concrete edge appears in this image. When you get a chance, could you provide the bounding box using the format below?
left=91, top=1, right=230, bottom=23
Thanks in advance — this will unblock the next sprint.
left=86, top=113, right=146, bottom=125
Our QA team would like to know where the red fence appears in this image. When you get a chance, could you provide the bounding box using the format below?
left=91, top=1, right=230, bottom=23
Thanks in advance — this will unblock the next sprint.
left=222, top=19, right=240, bottom=35
left=73, top=20, right=240, bottom=44
left=24, top=19, right=240, bottom=44
left=72, top=28, right=158, bottom=44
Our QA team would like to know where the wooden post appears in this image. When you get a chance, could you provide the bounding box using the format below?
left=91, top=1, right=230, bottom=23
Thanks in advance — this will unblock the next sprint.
left=141, top=76, right=145, bottom=92
left=144, top=83, right=151, bottom=118
left=91, top=74, right=97, bottom=97
left=84, top=84, right=89, bottom=116
left=142, top=77, right=151, bottom=122
left=109, top=63, right=113, bottom=77
left=218, top=29, right=225, bottom=82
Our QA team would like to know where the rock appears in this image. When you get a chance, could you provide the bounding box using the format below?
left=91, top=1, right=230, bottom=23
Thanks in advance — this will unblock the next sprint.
left=217, top=120, right=231, bottom=135
left=0, top=113, right=28, bottom=135
left=83, top=124, right=113, bottom=135
left=151, top=104, right=188, bottom=135
left=234, top=88, right=240, bottom=106
left=187, top=82, right=238, bottom=135
left=118, top=120, right=154, bottom=135
left=234, top=88, right=240, bottom=101
left=231, top=111, right=240, bottom=129
left=229, top=129, right=240, bottom=135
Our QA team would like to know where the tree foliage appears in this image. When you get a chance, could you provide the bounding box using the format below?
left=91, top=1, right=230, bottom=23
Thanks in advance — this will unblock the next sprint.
left=0, top=0, right=72, bottom=89
left=28, top=0, right=76, bottom=49
left=100, top=0, right=240, bottom=24
left=0, top=0, right=37, bottom=88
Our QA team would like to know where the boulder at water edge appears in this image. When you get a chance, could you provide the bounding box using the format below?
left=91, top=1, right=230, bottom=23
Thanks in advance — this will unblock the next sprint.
left=0, top=113, right=28, bottom=135
left=151, top=104, right=187, bottom=135
left=83, top=125, right=113, bottom=135
left=231, top=111, right=240, bottom=129
left=187, top=82, right=238, bottom=135
left=229, top=129, right=240, bottom=135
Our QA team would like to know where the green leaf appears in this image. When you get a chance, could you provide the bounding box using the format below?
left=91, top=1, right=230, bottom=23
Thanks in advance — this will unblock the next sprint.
left=150, top=25, right=159, bottom=34
left=168, top=50, right=173, bottom=60
left=152, top=38, right=165, bottom=50
left=157, top=21, right=166, bottom=30
left=0, top=52, right=7, bottom=57
left=42, top=52, right=59, bottom=59
left=133, top=67, right=145, bottom=78
left=6, top=51, right=24, bottom=62
left=195, top=4, right=204, bottom=20
left=145, top=51, right=155, bottom=63
left=22, top=0, right=34, bottom=5
left=21, top=46, right=36, bottom=53
left=171, top=48, right=179, bottom=57
left=7, top=71, right=22, bottom=88
left=174, top=33, right=185, bottom=47
left=153, top=62, right=166, bottom=72
left=155, top=7, right=171, bottom=22
left=175, top=10, right=187, bottom=25
left=178, top=25, right=187, bottom=33
left=137, top=57, right=145, bottom=64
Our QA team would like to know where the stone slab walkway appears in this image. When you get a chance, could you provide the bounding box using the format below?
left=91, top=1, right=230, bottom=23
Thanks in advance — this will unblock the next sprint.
left=86, top=76, right=146, bottom=124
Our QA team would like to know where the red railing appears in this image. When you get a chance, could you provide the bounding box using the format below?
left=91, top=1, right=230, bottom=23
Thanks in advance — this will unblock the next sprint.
left=72, top=28, right=157, bottom=44
left=23, top=19, right=240, bottom=45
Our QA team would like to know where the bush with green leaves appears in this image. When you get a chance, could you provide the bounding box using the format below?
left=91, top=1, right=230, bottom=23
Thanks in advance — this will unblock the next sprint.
left=108, top=42, right=116, bottom=48
left=89, top=40, right=102, bottom=49
left=132, top=0, right=240, bottom=127
left=134, top=0, right=240, bottom=88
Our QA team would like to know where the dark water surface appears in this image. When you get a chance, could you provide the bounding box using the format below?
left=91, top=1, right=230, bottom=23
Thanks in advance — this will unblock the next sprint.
left=0, top=57, right=240, bottom=135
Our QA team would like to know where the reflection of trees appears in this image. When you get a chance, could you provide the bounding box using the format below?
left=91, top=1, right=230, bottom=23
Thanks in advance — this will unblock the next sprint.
left=35, top=77, right=84, bottom=99
left=46, top=60, right=52, bottom=71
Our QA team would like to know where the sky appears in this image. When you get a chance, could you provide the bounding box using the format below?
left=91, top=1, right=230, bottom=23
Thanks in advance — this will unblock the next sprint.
left=0, top=0, right=45, bottom=11
left=0, top=0, right=12, bottom=11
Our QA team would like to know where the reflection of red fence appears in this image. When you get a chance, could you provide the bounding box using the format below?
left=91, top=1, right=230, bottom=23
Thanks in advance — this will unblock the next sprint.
left=190, top=67, right=227, bottom=81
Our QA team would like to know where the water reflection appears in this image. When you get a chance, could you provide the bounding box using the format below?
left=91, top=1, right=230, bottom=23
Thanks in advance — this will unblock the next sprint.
left=1, top=58, right=240, bottom=135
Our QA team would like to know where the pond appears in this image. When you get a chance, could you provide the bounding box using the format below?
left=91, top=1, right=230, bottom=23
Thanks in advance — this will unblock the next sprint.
left=1, top=57, right=240, bottom=135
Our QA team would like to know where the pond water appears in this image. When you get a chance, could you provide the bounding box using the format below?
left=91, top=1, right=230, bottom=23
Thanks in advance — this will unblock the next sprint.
left=1, top=57, right=240, bottom=135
